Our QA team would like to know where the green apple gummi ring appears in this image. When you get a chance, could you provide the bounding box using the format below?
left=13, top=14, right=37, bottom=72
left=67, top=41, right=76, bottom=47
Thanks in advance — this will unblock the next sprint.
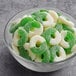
left=24, top=20, right=43, bottom=38
left=42, top=28, right=61, bottom=45
left=13, top=27, right=28, bottom=46
left=18, top=46, right=31, bottom=60
left=31, top=11, right=47, bottom=23
left=60, top=30, right=75, bottom=54
left=24, top=20, right=41, bottom=32
left=42, top=12, right=54, bottom=28
left=34, top=47, right=50, bottom=63
left=24, top=43, right=36, bottom=61
left=20, top=16, right=34, bottom=26
left=64, top=31, right=75, bottom=54
left=30, top=35, right=48, bottom=55
left=50, top=45, right=66, bottom=62
left=9, top=17, right=34, bottom=33
left=42, top=49, right=50, bottom=62
left=54, top=47, right=66, bottom=62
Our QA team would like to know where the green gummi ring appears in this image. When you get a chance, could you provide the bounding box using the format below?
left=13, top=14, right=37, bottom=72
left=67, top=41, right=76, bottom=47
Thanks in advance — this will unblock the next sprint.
left=20, top=17, right=34, bottom=26
left=64, top=31, right=75, bottom=54
left=24, top=21, right=43, bottom=38
left=14, top=27, right=28, bottom=46
left=31, top=42, right=48, bottom=55
left=42, top=28, right=56, bottom=43
left=42, top=28, right=61, bottom=45
left=49, top=45, right=60, bottom=62
left=9, top=17, right=34, bottom=33
left=31, top=11, right=47, bottom=23
left=18, top=46, right=31, bottom=60
left=24, top=20, right=41, bottom=32
left=30, top=35, right=46, bottom=55
left=42, top=50, right=50, bottom=63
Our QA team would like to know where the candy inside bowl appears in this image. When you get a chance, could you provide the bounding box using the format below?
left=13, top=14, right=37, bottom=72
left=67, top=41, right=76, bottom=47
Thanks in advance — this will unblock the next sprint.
left=4, top=7, right=76, bottom=72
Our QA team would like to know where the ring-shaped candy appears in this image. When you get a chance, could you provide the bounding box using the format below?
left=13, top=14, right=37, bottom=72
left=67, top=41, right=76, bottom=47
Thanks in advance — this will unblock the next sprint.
left=64, top=31, right=75, bottom=54
left=54, top=47, right=66, bottom=62
left=50, top=30, right=61, bottom=45
left=30, top=35, right=47, bottom=55
left=35, top=50, right=50, bottom=63
left=24, top=41, right=50, bottom=62
left=42, top=49, right=50, bottom=63
left=10, top=16, right=34, bottom=33
left=43, top=12, right=54, bottom=28
left=60, top=30, right=69, bottom=48
left=24, top=43, right=43, bottom=62
left=49, top=10, right=58, bottom=23
left=24, top=43, right=36, bottom=60
left=50, top=45, right=66, bottom=62
left=42, top=28, right=61, bottom=45
left=18, top=46, right=31, bottom=60
left=13, top=27, right=28, bottom=46
left=58, top=16, right=74, bottom=28
left=24, top=20, right=43, bottom=38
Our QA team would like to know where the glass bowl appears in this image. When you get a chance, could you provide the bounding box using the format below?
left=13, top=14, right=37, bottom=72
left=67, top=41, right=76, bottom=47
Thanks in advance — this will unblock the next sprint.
left=4, top=7, right=76, bottom=72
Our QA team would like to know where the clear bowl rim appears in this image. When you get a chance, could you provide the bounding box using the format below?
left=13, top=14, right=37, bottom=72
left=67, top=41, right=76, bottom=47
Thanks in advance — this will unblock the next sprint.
left=4, top=7, right=76, bottom=65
